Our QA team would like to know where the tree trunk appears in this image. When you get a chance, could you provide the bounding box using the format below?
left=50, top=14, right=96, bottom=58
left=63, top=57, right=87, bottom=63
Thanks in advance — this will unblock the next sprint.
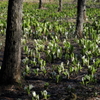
left=58, top=0, right=62, bottom=12
left=0, top=0, right=23, bottom=85
left=83, top=1, right=87, bottom=21
left=39, top=0, right=42, bottom=9
left=75, top=0, right=86, bottom=38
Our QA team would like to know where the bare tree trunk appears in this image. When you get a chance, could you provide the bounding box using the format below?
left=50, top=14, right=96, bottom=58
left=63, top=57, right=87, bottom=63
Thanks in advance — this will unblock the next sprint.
left=39, top=0, right=42, bottom=9
left=58, top=0, right=62, bottom=12
left=0, top=0, right=23, bottom=85
left=75, top=0, right=86, bottom=38
left=83, top=1, right=87, bottom=21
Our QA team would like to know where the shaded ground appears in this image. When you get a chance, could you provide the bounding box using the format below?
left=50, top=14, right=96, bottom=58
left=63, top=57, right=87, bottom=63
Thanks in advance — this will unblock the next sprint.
left=0, top=35, right=100, bottom=100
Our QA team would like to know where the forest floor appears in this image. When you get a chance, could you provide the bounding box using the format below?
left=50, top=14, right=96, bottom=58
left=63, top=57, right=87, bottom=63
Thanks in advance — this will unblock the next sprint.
left=0, top=1, right=100, bottom=100
left=0, top=35, right=100, bottom=100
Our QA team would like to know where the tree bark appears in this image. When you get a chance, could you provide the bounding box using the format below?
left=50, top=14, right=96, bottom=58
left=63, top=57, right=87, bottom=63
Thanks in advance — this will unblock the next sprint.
left=83, top=1, right=87, bottom=21
left=75, top=0, right=86, bottom=38
left=0, top=0, right=23, bottom=85
left=39, top=0, right=42, bottom=9
left=58, top=0, right=62, bottom=12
